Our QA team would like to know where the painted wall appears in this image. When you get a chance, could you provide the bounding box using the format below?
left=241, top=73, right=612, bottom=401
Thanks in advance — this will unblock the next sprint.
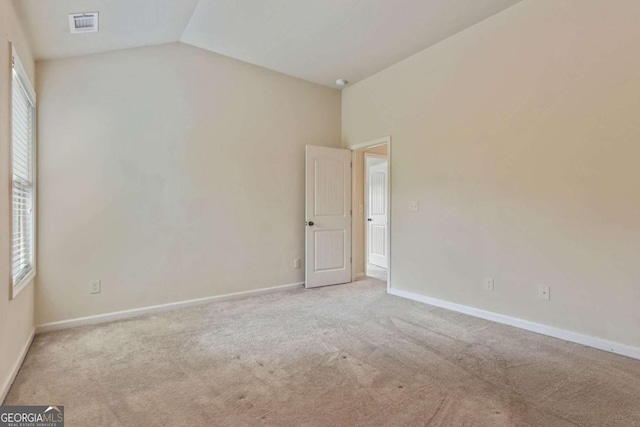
left=36, top=42, right=341, bottom=325
left=352, top=145, right=387, bottom=277
left=0, top=0, right=35, bottom=401
left=342, top=0, right=640, bottom=349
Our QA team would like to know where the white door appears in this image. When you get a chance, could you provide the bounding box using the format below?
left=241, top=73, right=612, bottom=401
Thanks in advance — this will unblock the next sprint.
left=366, top=156, right=388, bottom=268
left=305, top=145, right=352, bottom=288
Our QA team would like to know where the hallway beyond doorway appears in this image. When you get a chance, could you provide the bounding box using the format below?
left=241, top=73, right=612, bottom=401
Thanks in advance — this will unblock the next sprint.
left=366, top=263, right=387, bottom=281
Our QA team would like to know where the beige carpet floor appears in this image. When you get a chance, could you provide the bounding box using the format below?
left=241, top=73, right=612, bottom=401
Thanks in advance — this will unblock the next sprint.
left=6, top=279, right=640, bottom=426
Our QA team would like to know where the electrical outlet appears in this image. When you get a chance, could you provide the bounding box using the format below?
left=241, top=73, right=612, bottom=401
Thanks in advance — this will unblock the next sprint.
left=484, top=277, right=494, bottom=291
left=90, top=280, right=101, bottom=294
left=293, top=258, right=301, bottom=269
left=409, top=200, right=419, bottom=212
left=538, top=285, right=550, bottom=301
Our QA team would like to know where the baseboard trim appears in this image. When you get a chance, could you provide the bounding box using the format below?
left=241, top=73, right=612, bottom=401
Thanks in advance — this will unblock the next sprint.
left=355, top=272, right=366, bottom=280
left=388, top=287, right=640, bottom=361
left=36, top=282, right=305, bottom=334
left=1, top=328, right=35, bottom=404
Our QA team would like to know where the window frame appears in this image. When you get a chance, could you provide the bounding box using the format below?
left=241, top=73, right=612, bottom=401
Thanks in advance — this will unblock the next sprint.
left=10, top=46, right=36, bottom=299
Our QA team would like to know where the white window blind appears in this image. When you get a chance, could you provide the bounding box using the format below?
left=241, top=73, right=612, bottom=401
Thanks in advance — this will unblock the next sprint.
left=11, top=50, right=36, bottom=296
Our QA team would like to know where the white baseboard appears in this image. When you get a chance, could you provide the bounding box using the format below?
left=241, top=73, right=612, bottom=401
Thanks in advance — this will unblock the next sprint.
left=1, top=328, right=35, bottom=404
left=36, top=282, right=304, bottom=334
left=389, top=287, right=640, bottom=361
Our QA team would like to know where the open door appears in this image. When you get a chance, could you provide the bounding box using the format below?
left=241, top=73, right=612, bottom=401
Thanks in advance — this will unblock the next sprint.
left=305, top=145, right=352, bottom=288
left=366, top=156, right=388, bottom=268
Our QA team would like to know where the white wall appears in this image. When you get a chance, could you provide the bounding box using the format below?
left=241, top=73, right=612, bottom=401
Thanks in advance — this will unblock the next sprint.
left=0, top=0, right=35, bottom=400
left=343, top=0, right=640, bottom=349
left=36, top=42, right=341, bottom=325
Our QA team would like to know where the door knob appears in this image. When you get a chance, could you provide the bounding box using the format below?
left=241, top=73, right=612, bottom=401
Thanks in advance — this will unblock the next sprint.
left=306, top=221, right=314, bottom=226
left=367, top=218, right=373, bottom=222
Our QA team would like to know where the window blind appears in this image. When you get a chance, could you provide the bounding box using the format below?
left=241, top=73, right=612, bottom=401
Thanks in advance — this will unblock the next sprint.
left=12, top=58, right=35, bottom=291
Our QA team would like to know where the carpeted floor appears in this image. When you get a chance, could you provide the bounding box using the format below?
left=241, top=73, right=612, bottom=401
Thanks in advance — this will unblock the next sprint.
left=6, top=279, right=640, bottom=426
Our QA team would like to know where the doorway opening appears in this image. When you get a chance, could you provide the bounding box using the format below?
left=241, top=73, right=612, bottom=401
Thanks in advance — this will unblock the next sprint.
left=303, top=137, right=390, bottom=291
left=365, top=154, right=388, bottom=281
left=350, top=137, right=391, bottom=290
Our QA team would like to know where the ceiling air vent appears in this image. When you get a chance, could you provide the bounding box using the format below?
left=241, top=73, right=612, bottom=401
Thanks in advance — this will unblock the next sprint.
left=68, top=12, right=99, bottom=34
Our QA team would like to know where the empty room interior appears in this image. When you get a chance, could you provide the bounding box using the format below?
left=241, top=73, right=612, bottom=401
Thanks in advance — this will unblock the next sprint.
left=2, top=0, right=640, bottom=425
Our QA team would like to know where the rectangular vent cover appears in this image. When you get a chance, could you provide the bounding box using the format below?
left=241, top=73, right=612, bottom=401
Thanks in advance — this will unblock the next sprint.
left=69, top=12, right=99, bottom=34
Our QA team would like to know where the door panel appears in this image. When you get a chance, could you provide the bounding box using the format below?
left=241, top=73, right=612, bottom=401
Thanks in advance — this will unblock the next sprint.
left=367, top=158, right=388, bottom=268
left=314, top=158, right=345, bottom=216
left=314, top=230, right=346, bottom=271
left=371, top=224, right=386, bottom=258
left=305, top=146, right=352, bottom=288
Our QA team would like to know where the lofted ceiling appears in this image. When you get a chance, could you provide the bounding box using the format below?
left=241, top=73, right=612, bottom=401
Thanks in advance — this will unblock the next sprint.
left=14, top=0, right=522, bottom=87
left=12, top=0, right=200, bottom=60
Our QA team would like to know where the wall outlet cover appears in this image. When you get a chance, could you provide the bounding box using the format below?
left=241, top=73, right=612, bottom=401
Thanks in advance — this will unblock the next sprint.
left=90, top=280, right=101, bottom=294
left=538, top=285, right=550, bottom=301
left=484, top=277, right=494, bottom=291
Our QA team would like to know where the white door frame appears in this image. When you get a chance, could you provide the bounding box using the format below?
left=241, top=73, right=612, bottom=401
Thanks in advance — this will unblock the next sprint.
left=349, top=136, right=391, bottom=293
left=364, top=153, right=388, bottom=268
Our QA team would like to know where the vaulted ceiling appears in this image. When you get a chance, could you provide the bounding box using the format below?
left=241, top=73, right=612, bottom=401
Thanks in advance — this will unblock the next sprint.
left=14, top=0, right=522, bottom=87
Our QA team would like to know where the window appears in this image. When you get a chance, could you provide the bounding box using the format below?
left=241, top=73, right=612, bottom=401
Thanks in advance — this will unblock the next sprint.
left=11, top=47, right=36, bottom=298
